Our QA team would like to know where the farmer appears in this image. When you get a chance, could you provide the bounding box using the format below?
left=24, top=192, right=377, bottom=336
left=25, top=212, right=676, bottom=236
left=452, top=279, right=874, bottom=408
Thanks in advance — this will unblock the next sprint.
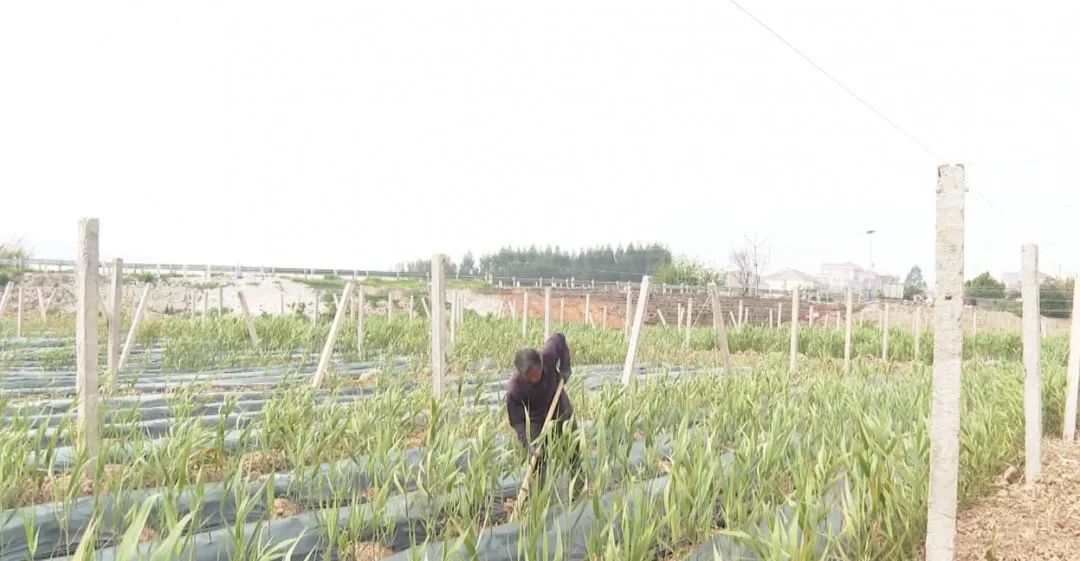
left=506, top=332, right=582, bottom=486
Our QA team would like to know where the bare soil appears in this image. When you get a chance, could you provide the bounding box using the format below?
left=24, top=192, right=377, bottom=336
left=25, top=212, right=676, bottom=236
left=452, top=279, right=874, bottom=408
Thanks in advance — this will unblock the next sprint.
left=955, top=438, right=1080, bottom=561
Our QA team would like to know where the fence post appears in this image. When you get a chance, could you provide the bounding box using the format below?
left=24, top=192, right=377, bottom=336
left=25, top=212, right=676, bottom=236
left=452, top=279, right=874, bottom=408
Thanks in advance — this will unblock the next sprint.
left=559, top=297, right=565, bottom=325
left=218, top=286, right=224, bottom=313
left=75, top=218, right=101, bottom=457
left=777, top=302, right=782, bottom=327
left=624, top=286, right=633, bottom=335
left=1063, top=276, right=1080, bottom=441
left=621, top=276, right=651, bottom=385
left=313, top=290, right=321, bottom=325
left=237, top=290, right=261, bottom=346
left=924, top=164, right=966, bottom=561
left=708, top=284, right=733, bottom=373
left=677, top=303, right=684, bottom=330
left=602, top=306, right=608, bottom=328
left=387, top=291, right=394, bottom=319
left=585, top=294, right=591, bottom=325
left=430, top=254, right=446, bottom=397
left=737, top=301, right=744, bottom=329
left=1021, top=243, right=1042, bottom=481
left=312, top=282, right=354, bottom=388
left=106, top=258, right=123, bottom=392
left=409, top=295, right=416, bottom=319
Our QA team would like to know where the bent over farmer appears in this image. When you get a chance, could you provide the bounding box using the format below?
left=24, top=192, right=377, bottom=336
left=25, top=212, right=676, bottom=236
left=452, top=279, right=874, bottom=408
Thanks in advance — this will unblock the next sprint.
left=506, top=332, right=582, bottom=485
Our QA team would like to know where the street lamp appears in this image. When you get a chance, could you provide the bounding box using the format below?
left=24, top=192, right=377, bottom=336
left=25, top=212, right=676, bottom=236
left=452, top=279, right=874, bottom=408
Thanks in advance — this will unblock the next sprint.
left=865, top=229, right=876, bottom=271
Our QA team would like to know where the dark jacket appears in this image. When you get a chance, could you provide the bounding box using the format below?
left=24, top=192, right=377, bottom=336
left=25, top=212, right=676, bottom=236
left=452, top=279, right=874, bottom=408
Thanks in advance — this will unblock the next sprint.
left=506, top=333, right=573, bottom=448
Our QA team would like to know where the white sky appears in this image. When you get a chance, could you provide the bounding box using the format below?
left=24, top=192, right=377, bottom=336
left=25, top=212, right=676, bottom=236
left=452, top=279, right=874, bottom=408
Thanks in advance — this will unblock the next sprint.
left=2, top=1, right=1078, bottom=284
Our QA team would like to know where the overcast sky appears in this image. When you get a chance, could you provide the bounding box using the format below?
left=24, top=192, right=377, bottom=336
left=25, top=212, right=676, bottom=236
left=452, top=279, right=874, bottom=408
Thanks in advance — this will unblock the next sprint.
left=2, top=1, right=1078, bottom=284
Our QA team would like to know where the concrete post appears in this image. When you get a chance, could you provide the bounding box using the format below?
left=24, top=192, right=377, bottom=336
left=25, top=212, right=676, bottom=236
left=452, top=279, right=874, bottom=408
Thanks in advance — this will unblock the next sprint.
left=924, top=164, right=966, bottom=561
left=1063, top=276, right=1080, bottom=441
left=430, top=254, right=446, bottom=397
left=624, top=286, right=633, bottom=336
left=387, top=291, right=394, bottom=319
left=808, top=305, right=814, bottom=328
left=0, top=283, right=10, bottom=318
left=279, top=292, right=285, bottom=315
left=106, top=258, right=123, bottom=392
left=777, top=302, right=783, bottom=326
left=585, top=294, right=591, bottom=325
left=1021, top=243, right=1042, bottom=481
left=621, top=276, right=651, bottom=385
left=409, top=295, right=415, bottom=319
left=602, top=306, right=608, bottom=328
left=218, top=286, right=224, bottom=314
left=313, top=290, right=320, bottom=324
left=312, top=282, right=354, bottom=388
left=737, top=301, right=744, bottom=329
left=559, top=297, right=565, bottom=325
left=677, top=303, right=684, bottom=330
left=75, top=218, right=101, bottom=457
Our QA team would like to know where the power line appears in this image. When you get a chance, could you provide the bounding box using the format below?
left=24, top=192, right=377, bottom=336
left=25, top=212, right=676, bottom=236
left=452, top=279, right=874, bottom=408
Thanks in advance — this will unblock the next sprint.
left=727, top=0, right=941, bottom=160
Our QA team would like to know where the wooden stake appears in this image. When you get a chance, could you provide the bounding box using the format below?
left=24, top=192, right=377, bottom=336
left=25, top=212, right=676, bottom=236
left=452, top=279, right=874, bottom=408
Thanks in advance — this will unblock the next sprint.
left=656, top=309, right=667, bottom=325
left=1063, top=276, right=1080, bottom=441
left=117, top=284, right=150, bottom=373
left=559, top=297, right=565, bottom=324
left=737, top=300, right=744, bottom=329
left=16, top=285, right=23, bottom=338
left=1021, top=243, right=1042, bottom=481
left=708, top=284, right=733, bottom=373
left=788, top=289, right=799, bottom=371
left=106, top=258, right=123, bottom=392
left=356, top=285, right=367, bottom=359
left=387, top=291, right=394, bottom=319
left=312, top=282, right=354, bottom=388
left=621, top=276, right=651, bottom=385
left=684, top=297, right=693, bottom=348
left=409, top=295, right=416, bottom=319
left=431, top=254, right=446, bottom=397
left=218, top=286, right=224, bottom=313
left=808, top=305, right=814, bottom=328
left=844, top=289, right=854, bottom=373
left=602, top=306, right=608, bottom=328
left=677, top=304, right=684, bottom=330
left=0, top=283, right=10, bottom=317
left=522, top=291, right=529, bottom=338
left=313, top=290, right=320, bottom=325
left=624, top=286, right=633, bottom=335
left=914, top=306, right=922, bottom=362
left=237, top=289, right=260, bottom=346
left=882, top=303, right=890, bottom=362
left=585, top=294, right=591, bottom=325
left=36, top=287, right=48, bottom=321
left=75, top=218, right=101, bottom=457
left=925, top=164, right=966, bottom=561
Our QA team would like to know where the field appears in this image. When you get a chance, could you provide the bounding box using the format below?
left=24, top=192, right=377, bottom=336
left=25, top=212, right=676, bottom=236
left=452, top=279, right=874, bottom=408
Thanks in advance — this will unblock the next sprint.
left=0, top=301, right=1074, bottom=561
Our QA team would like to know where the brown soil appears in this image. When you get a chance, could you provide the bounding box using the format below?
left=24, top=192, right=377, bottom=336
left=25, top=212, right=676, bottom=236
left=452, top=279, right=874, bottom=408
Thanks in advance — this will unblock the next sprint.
left=404, top=427, right=427, bottom=448
left=955, top=438, right=1080, bottom=561
left=341, top=541, right=394, bottom=561
left=270, top=497, right=302, bottom=519
left=139, top=527, right=158, bottom=543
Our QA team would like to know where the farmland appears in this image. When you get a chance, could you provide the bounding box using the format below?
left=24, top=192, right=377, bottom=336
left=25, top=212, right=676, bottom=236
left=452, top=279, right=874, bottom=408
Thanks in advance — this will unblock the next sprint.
left=0, top=284, right=1074, bottom=561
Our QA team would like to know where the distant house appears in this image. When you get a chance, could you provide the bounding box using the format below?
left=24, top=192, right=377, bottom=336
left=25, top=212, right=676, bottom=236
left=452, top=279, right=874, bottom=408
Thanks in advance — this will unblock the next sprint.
left=762, top=269, right=820, bottom=292
left=819, top=262, right=898, bottom=295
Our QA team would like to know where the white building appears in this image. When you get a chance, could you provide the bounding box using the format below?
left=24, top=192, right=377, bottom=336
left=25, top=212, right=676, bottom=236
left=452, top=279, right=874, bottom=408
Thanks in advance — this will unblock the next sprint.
left=762, top=268, right=820, bottom=292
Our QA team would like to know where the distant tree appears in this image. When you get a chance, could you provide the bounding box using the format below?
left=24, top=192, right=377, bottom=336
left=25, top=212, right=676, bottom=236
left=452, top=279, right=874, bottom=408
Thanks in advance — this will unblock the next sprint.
left=653, top=257, right=718, bottom=286
left=904, top=265, right=927, bottom=300
left=730, top=249, right=754, bottom=296
left=459, top=252, right=476, bottom=277
left=1040, top=277, right=1074, bottom=319
left=965, top=272, right=1006, bottom=299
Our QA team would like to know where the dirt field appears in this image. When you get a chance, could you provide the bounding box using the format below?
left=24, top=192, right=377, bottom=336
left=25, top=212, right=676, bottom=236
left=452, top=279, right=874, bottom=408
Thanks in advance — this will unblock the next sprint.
left=954, top=438, right=1080, bottom=561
